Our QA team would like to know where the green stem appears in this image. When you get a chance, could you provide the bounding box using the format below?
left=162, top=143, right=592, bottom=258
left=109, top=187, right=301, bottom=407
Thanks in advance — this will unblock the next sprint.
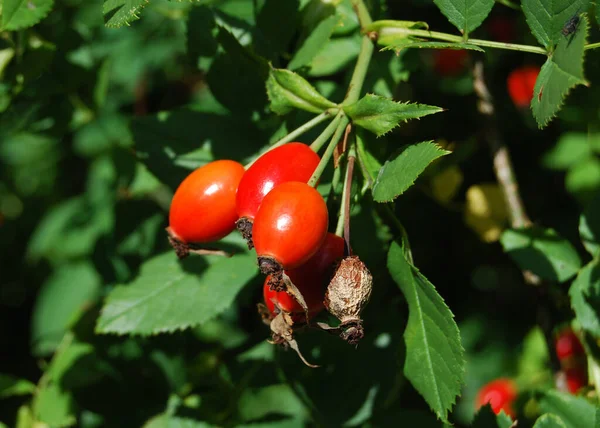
left=246, top=109, right=337, bottom=168
left=376, top=24, right=547, bottom=55
left=585, top=42, right=600, bottom=50
left=495, top=0, right=520, bottom=10
left=344, top=1, right=375, bottom=104
left=308, top=115, right=350, bottom=187
left=310, top=111, right=343, bottom=152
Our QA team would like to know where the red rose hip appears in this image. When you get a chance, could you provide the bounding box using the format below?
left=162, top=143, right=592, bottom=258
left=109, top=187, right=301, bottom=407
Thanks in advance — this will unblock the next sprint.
left=253, top=181, right=328, bottom=274
left=475, top=378, right=518, bottom=417
left=168, top=160, right=245, bottom=250
left=507, top=66, right=540, bottom=108
left=235, top=143, right=319, bottom=247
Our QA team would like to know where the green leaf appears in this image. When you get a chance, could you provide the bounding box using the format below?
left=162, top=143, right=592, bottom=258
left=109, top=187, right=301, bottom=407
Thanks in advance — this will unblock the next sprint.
left=433, top=0, right=495, bottom=35
left=288, top=14, right=339, bottom=70
left=500, top=226, right=581, bottom=282
left=344, top=95, right=443, bottom=137
left=570, top=260, right=600, bottom=337
left=533, top=414, right=568, bottom=428
left=1, top=0, right=54, bottom=31
left=96, top=249, right=258, bottom=335
left=387, top=241, right=465, bottom=423
left=32, top=383, right=76, bottom=427
left=542, top=133, right=592, bottom=170
left=266, top=67, right=337, bottom=115
left=372, top=141, right=450, bottom=202
left=238, top=384, right=307, bottom=422
left=307, top=34, right=361, bottom=77
left=531, top=16, right=588, bottom=128
left=471, top=405, right=514, bottom=428
left=566, top=158, right=600, bottom=204
left=496, top=411, right=514, bottom=428
left=31, top=262, right=101, bottom=356
left=522, top=0, right=590, bottom=49
left=579, top=193, right=600, bottom=256
left=103, top=0, right=148, bottom=28
left=144, top=415, right=215, bottom=428
left=0, top=374, right=35, bottom=398
left=538, top=390, right=597, bottom=428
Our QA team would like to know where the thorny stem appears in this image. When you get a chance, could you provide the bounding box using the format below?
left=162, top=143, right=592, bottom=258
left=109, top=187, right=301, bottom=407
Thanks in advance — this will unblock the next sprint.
left=472, top=61, right=562, bottom=375
left=374, top=23, right=548, bottom=55
left=246, top=109, right=337, bottom=168
left=310, top=111, right=343, bottom=152
left=308, top=114, right=350, bottom=187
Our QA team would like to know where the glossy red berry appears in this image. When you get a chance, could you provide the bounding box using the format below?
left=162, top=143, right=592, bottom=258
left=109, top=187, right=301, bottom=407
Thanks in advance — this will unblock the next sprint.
left=253, top=181, right=328, bottom=273
left=507, top=66, right=540, bottom=108
left=555, top=328, right=584, bottom=362
left=475, top=378, right=518, bottom=417
left=263, top=233, right=344, bottom=321
left=168, top=160, right=245, bottom=244
left=565, top=367, right=587, bottom=394
left=236, top=143, right=319, bottom=246
left=432, top=49, right=469, bottom=77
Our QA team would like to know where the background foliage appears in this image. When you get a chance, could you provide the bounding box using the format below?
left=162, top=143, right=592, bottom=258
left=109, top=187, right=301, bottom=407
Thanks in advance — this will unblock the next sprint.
left=1, top=0, right=600, bottom=427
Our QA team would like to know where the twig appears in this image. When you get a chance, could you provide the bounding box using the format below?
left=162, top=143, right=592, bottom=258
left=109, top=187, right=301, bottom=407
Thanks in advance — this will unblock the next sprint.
left=472, top=61, right=561, bottom=375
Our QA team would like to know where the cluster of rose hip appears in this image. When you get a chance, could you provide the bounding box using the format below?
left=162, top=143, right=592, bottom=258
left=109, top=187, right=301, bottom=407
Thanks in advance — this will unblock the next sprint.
left=475, top=327, right=587, bottom=418
left=167, top=142, right=371, bottom=366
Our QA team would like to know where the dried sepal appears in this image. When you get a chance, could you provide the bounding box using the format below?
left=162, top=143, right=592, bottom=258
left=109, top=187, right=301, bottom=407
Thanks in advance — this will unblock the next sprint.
left=166, top=227, right=231, bottom=259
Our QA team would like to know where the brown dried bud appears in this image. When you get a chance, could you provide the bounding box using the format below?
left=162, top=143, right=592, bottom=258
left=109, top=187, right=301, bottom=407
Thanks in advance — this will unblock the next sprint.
left=324, top=256, right=372, bottom=345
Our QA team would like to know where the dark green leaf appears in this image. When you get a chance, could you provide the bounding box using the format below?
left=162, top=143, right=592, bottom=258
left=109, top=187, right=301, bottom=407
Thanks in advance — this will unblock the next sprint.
left=531, top=16, right=588, bottom=128
left=570, top=260, right=600, bottom=337
left=433, top=0, right=495, bottom=35
left=288, top=14, right=339, bottom=70
left=579, top=193, right=600, bottom=256
left=266, top=67, right=337, bottom=115
left=372, top=141, right=450, bottom=202
left=0, top=374, right=35, bottom=398
left=1, top=0, right=54, bottom=31
left=186, top=6, right=218, bottom=61
left=344, top=94, right=443, bottom=137
left=533, top=414, right=568, bottom=428
left=255, top=0, right=300, bottom=59
left=31, top=262, right=101, bottom=356
left=96, top=247, right=258, bottom=335
left=238, top=384, right=307, bottom=422
left=387, top=241, right=465, bottom=423
left=500, top=226, right=581, bottom=282
left=522, top=0, right=590, bottom=49
left=566, top=158, right=600, bottom=204
left=538, top=390, right=597, bottom=428
left=103, top=0, right=148, bottom=28
left=542, top=133, right=592, bottom=170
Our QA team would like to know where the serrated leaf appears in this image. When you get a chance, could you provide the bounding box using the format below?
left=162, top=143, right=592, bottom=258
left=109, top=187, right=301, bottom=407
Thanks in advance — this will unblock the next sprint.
left=471, top=405, right=498, bottom=428
left=533, top=414, right=568, bottom=428
left=32, top=383, right=75, bottom=427
left=538, top=390, right=597, bottom=428
left=570, top=260, right=600, bottom=337
left=288, top=14, right=339, bottom=70
left=96, top=249, right=258, bottom=335
left=372, top=141, right=450, bottom=202
left=387, top=241, right=465, bottom=423
left=579, top=193, right=600, bottom=256
left=500, top=226, right=581, bottom=282
left=522, top=0, right=590, bottom=49
left=266, top=67, right=337, bottom=115
left=103, top=0, right=148, bottom=28
left=1, top=0, right=54, bottom=31
left=433, top=0, right=495, bottom=35
left=0, top=374, right=35, bottom=398
left=345, top=95, right=442, bottom=137
left=531, top=16, right=588, bottom=128
left=496, top=411, right=514, bottom=428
